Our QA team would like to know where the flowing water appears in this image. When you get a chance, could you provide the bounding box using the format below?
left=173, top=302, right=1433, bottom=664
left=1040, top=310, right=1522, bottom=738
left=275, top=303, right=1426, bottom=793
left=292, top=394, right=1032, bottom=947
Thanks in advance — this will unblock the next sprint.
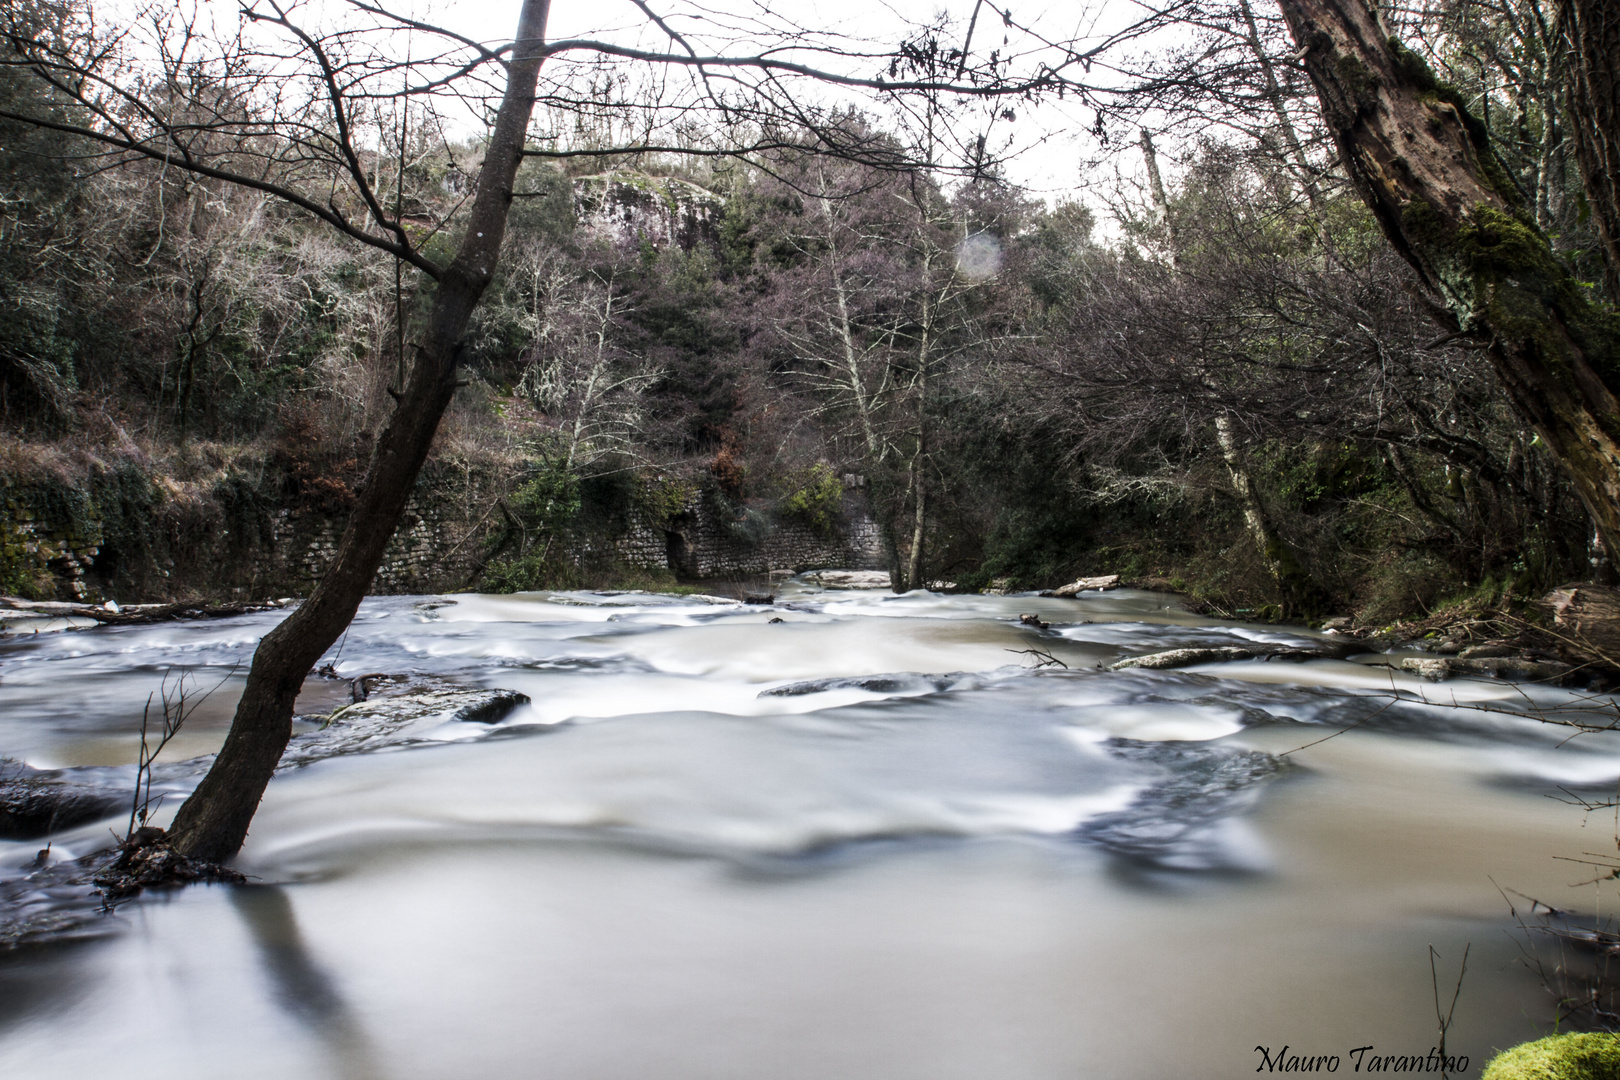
left=0, top=582, right=1616, bottom=1078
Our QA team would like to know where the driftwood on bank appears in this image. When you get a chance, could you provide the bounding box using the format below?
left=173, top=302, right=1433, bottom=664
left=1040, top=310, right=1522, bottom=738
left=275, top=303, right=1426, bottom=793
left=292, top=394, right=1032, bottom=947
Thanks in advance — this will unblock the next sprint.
left=1045, top=575, right=1122, bottom=598
left=1109, top=645, right=1338, bottom=670
left=0, top=596, right=291, bottom=629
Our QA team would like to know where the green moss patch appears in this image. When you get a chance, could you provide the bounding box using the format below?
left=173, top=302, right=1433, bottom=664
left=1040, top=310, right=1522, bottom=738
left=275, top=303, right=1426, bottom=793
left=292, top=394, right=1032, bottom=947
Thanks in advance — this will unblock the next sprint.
left=1483, top=1032, right=1620, bottom=1080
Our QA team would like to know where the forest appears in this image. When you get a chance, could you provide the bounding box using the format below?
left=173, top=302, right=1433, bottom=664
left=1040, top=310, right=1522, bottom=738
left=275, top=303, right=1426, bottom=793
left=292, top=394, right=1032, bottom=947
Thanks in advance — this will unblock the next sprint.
left=1, top=0, right=1608, bottom=626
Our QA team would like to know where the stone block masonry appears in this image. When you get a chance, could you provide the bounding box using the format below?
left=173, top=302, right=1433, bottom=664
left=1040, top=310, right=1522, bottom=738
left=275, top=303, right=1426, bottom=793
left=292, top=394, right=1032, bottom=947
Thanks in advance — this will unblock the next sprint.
left=1, top=462, right=886, bottom=603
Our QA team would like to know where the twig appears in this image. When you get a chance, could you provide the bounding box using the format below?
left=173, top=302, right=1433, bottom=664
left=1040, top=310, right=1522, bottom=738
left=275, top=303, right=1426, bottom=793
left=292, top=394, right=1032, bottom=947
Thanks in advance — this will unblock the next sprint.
left=1005, top=647, right=1068, bottom=669
left=1430, top=943, right=1468, bottom=1080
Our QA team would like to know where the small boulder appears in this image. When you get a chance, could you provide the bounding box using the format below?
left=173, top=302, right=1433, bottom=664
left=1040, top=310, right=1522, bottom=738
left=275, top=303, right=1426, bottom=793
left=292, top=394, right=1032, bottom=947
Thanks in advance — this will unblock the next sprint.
left=281, top=688, right=531, bottom=767
left=1453, top=656, right=1572, bottom=681
left=1399, top=657, right=1453, bottom=681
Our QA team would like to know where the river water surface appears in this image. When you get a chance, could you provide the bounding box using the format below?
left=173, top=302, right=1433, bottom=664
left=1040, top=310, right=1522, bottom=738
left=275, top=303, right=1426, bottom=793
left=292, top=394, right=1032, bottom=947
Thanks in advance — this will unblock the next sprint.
left=0, top=582, right=1616, bottom=1078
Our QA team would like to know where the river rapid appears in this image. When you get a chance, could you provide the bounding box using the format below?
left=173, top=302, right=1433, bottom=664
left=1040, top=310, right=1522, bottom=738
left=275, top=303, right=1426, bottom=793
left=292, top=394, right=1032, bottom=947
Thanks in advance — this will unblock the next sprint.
left=0, top=581, right=1615, bottom=1078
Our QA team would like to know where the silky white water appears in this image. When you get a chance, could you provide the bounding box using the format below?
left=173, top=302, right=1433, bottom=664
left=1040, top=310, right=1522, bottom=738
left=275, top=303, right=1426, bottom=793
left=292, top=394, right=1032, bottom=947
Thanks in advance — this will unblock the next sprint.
left=0, top=582, right=1614, bottom=1078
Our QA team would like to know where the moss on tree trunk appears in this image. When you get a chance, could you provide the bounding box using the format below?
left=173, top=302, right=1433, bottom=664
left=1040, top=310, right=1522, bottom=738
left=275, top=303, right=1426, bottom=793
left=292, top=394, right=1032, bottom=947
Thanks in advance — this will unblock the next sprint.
left=1275, top=0, right=1620, bottom=556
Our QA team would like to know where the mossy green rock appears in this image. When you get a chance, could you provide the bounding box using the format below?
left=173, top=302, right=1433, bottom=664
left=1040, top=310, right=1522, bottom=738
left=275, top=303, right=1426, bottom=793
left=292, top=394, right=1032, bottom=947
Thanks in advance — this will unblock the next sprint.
left=1482, top=1032, right=1620, bottom=1080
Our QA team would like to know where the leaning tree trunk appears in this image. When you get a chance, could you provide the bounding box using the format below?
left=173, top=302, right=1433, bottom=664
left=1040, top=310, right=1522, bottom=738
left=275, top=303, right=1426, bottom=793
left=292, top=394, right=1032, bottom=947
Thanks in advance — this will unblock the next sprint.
left=1273, top=0, right=1620, bottom=554
left=166, top=0, right=553, bottom=863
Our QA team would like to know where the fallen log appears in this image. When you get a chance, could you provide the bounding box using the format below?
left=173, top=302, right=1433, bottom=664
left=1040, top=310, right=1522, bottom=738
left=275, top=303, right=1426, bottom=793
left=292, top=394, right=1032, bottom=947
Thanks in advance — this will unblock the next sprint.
left=1109, top=645, right=1334, bottom=670
left=0, top=596, right=292, bottom=629
left=1048, top=574, right=1122, bottom=598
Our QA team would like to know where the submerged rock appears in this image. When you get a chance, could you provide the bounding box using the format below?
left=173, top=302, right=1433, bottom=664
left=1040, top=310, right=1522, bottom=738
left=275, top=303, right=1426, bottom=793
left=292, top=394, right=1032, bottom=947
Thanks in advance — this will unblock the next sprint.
left=0, top=759, right=127, bottom=840
left=280, top=688, right=531, bottom=767
left=1080, top=741, right=1286, bottom=870
left=760, top=673, right=963, bottom=698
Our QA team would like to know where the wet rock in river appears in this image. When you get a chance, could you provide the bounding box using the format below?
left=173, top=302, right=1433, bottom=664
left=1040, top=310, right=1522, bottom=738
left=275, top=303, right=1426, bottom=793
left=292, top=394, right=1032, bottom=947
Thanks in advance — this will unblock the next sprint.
left=760, top=673, right=965, bottom=698
left=1399, top=656, right=1573, bottom=683
left=1458, top=644, right=1518, bottom=659
left=1080, top=741, right=1286, bottom=870
left=1399, top=657, right=1453, bottom=681
left=0, top=759, right=127, bottom=840
left=280, top=688, right=531, bottom=767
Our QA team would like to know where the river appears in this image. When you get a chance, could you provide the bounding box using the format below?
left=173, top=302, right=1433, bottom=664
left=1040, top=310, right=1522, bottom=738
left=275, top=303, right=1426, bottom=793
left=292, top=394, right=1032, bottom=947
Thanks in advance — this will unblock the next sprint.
left=0, top=581, right=1614, bottom=1078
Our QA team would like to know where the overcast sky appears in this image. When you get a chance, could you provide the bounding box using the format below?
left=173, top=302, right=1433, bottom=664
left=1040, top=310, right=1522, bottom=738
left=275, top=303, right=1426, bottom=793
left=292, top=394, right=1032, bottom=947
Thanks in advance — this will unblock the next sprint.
left=354, top=0, right=1140, bottom=202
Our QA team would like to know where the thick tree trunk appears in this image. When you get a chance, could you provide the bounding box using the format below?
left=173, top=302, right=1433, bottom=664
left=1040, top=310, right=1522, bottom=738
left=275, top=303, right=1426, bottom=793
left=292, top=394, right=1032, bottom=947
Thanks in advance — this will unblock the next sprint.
left=1274, top=0, right=1620, bottom=553
left=1560, top=0, right=1620, bottom=304
left=166, top=0, right=553, bottom=863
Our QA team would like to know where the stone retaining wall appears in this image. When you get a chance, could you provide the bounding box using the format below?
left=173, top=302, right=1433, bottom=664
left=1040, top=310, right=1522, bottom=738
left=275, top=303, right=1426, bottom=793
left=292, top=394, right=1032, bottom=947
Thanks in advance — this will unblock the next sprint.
left=1, top=463, right=884, bottom=603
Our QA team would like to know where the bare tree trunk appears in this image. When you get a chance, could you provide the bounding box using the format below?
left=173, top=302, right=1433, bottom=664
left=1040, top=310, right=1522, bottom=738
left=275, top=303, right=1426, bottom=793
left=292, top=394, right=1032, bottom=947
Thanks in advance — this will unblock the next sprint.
left=1237, top=0, right=1323, bottom=210
left=1139, top=129, right=1177, bottom=254
left=1214, top=416, right=1322, bottom=614
left=1560, top=0, right=1620, bottom=303
left=906, top=440, right=927, bottom=591
left=1275, top=0, right=1620, bottom=554
left=166, top=0, right=553, bottom=863
left=901, top=248, right=934, bottom=595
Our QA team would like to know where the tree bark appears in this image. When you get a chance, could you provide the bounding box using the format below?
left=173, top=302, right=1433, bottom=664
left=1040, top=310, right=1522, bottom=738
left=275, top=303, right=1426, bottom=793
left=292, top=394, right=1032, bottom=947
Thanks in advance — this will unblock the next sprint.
left=1560, top=0, right=1620, bottom=303
left=166, top=0, right=553, bottom=863
left=1274, top=0, right=1620, bottom=554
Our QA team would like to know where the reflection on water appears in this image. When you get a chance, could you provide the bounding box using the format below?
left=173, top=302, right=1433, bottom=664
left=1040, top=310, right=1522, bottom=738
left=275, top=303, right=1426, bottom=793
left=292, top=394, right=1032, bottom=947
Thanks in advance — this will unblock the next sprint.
left=0, top=581, right=1615, bottom=1077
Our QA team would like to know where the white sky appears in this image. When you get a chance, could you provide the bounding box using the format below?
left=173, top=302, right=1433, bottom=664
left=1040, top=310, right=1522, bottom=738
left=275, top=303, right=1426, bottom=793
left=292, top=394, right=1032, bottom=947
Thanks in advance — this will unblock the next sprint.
left=366, top=0, right=1150, bottom=204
